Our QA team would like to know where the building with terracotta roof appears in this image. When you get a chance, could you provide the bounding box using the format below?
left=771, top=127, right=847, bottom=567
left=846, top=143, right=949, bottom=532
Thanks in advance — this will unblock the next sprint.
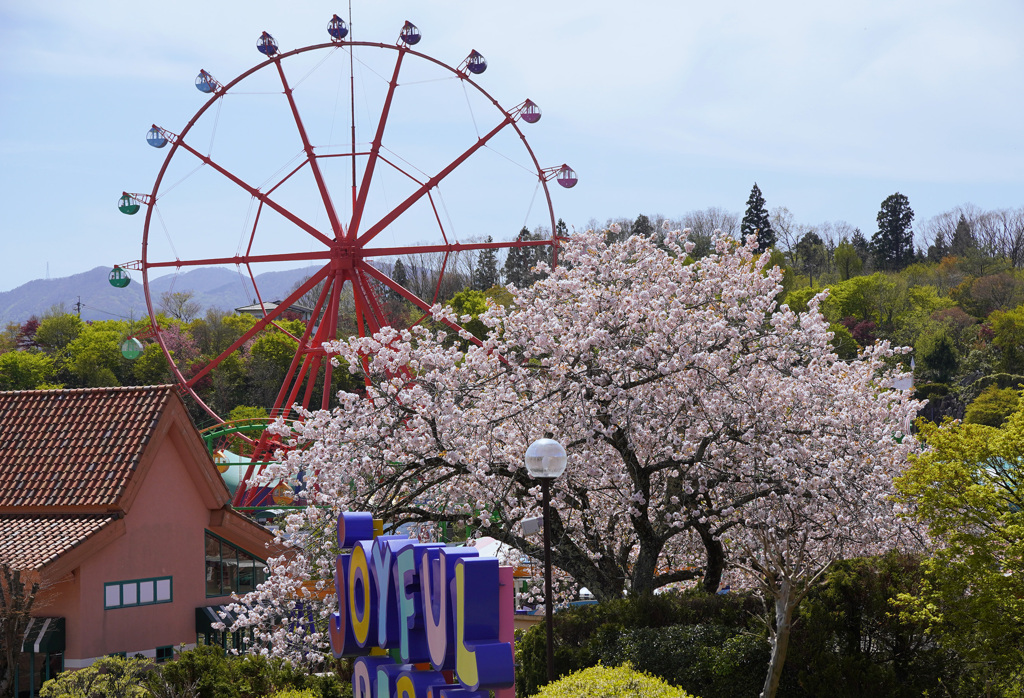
left=0, top=386, right=283, bottom=696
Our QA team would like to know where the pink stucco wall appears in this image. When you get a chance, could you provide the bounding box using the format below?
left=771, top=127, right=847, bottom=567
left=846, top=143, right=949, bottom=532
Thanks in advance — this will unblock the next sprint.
left=37, top=431, right=241, bottom=663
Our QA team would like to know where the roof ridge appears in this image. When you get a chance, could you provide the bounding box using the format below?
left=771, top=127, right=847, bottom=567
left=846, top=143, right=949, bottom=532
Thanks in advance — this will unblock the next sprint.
left=0, top=512, right=120, bottom=520
left=0, top=384, right=176, bottom=396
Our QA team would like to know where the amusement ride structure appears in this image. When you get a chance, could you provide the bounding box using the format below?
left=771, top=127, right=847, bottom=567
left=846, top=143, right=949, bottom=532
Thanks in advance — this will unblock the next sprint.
left=113, top=15, right=576, bottom=507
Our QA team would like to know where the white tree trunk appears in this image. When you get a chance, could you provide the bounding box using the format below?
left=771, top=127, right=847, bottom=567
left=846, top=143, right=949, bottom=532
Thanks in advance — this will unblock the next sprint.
left=761, top=580, right=796, bottom=698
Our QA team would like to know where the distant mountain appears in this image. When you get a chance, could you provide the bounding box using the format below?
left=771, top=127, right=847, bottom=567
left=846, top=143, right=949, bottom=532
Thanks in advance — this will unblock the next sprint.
left=0, top=265, right=321, bottom=325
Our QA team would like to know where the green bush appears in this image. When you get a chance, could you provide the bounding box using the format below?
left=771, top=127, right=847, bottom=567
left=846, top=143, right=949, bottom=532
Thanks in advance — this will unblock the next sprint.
left=157, top=645, right=235, bottom=698
left=531, top=663, right=696, bottom=698
left=913, top=382, right=949, bottom=402
left=156, top=646, right=347, bottom=698
left=40, top=646, right=349, bottom=698
left=779, top=551, right=983, bottom=698
left=608, top=625, right=766, bottom=698
left=515, top=591, right=760, bottom=697
left=40, top=656, right=155, bottom=698
left=964, top=385, right=1019, bottom=426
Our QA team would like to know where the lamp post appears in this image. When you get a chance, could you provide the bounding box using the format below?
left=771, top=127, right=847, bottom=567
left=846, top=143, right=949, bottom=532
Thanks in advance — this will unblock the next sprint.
left=525, top=436, right=567, bottom=684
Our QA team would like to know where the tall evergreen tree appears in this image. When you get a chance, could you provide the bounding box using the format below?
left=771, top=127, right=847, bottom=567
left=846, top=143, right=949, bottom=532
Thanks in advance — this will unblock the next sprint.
left=390, top=259, right=409, bottom=301
left=871, top=193, right=915, bottom=271
left=927, top=230, right=950, bottom=263
left=741, top=183, right=775, bottom=253
left=504, top=227, right=534, bottom=288
left=556, top=218, right=569, bottom=238
left=949, top=214, right=975, bottom=257
left=851, top=229, right=871, bottom=266
left=632, top=214, right=654, bottom=239
left=472, top=237, right=500, bottom=290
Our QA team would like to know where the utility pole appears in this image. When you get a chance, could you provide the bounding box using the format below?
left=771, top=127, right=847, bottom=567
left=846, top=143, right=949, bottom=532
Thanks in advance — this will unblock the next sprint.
left=74, top=296, right=82, bottom=318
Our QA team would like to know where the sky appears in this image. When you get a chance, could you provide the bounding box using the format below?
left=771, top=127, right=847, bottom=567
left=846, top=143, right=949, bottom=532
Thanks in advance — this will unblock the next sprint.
left=1, top=0, right=1022, bottom=293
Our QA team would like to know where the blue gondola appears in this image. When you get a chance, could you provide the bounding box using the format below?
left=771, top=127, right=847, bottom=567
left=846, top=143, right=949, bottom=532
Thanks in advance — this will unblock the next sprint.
left=328, top=14, right=348, bottom=41
left=400, top=21, right=421, bottom=46
left=195, top=69, right=218, bottom=94
left=466, top=50, right=487, bottom=75
left=257, top=32, right=278, bottom=56
left=146, top=126, right=167, bottom=148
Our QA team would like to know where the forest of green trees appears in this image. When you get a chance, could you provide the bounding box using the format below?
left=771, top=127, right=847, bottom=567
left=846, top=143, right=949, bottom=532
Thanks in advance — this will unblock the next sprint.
left=3, top=189, right=1024, bottom=431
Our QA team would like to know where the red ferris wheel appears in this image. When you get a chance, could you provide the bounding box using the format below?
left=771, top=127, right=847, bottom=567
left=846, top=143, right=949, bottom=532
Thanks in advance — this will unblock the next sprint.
left=115, top=16, right=575, bottom=505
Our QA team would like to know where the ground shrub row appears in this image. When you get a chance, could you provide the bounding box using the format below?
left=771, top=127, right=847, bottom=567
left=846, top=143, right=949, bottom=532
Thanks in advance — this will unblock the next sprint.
left=517, top=552, right=986, bottom=698
left=39, top=645, right=350, bottom=698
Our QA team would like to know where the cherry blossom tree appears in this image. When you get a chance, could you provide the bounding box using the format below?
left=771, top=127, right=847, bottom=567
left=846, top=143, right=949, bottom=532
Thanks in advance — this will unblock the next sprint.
left=232, top=230, right=919, bottom=680
left=721, top=337, right=921, bottom=697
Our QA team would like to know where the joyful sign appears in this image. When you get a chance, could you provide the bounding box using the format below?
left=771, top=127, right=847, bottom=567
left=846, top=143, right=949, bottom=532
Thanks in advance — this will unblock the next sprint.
left=328, top=512, right=515, bottom=698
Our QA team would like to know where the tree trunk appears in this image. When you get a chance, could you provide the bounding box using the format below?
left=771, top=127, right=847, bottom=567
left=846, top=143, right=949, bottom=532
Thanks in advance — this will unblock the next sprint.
left=695, top=524, right=725, bottom=594
left=761, top=580, right=796, bottom=698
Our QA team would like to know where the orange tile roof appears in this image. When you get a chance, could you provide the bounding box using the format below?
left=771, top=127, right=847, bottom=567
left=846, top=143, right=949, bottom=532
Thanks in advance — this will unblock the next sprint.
left=0, top=386, right=174, bottom=509
left=0, top=513, right=119, bottom=569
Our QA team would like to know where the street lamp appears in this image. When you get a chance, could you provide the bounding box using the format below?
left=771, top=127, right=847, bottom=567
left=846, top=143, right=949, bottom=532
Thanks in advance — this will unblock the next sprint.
left=525, top=436, right=567, bottom=684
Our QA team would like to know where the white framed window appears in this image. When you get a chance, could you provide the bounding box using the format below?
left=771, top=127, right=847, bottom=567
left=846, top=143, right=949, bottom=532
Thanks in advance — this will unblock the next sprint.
left=104, top=577, right=173, bottom=609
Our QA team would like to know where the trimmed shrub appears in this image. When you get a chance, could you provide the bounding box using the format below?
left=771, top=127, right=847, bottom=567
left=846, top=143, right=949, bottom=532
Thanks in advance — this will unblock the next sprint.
left=913, top=382, right=949, bottom=402
left=531, top=663, right=696, bottom=698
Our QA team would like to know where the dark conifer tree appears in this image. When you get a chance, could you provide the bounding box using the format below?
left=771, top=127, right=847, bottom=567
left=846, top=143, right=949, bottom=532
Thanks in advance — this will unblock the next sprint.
left=871, top=193, right=915, bottom=271
left=851, top=229, right=871, bottom=266
left=632, top=214, right=654, bottom=239
left=741, top=183, right=775, bottom=253
left=556, top=218, right=569, bottom=238
left=503, top=227, right=533, bottom=287
left=472, top=237, right=500, bottom=290
left=927, top=230, right=950, bottom=263
left=390, top=259, right=408, bottom=301
left=949, top=214, right=975, bottom=257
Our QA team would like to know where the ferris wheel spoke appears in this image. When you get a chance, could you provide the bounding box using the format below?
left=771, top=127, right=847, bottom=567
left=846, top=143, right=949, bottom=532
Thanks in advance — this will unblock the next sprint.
left=356, top=115, right=513, bottom=247
left=357, top=261, right=483, bottom=348
left=169, top=133, right=334, bottom=247
left=185, top=264, right=331, bottom=389
left=146, top=250, right=331, bottom=269
left=349, top=49, right=406, bottom=238
left=363, top=238, right=556, bottom=258
left=270, top=271, right=345, bottom=416
left=352, top=270, right=387, bottom=335
left=274, top=59, right=344, bottom=238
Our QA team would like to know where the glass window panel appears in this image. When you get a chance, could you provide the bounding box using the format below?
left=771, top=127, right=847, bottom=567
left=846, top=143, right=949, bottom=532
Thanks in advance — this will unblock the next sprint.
left=221, top=554, right=238, bottom=594
left=206, top=532, right=223, bottom=596
left=105, top=584, right=120, bottom=608
left=205, top=533, right=221, bottom=560
left=156, top=578, right=172, bottom=601
left=121, top=582, right=137, bottom=606
left=139, top=580, right=155, bottom=604
left=237, top=549, right=254, bottom=593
